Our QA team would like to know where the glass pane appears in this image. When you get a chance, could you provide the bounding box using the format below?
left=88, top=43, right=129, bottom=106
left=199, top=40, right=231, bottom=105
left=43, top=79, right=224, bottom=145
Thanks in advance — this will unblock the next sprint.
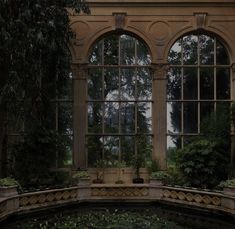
left=167, top=136, right=181, bottom=163
left=167, top=102, right=181, bottom=134
left=137, top=40, right=151, bottom=65
left=58, top=74, right=72, bottom=99
left=120, top=35, right=136, bottom=65
left=88, top=69, right=102, bottom=100
left=120, top=68, right=135, bottom=100
left=104, top=68, right=119, bottom=101
left=183, top=35, right=198, bottom=65
left=87, top=136, right=103, bottom=167
left=120, top=102, right=135, bottom=134
left=104, top=136, right=119, bottom=166
left=58, top=102, right=73, bottom=135
left=168, top=39, right=182, bottom=65
left=200, top=67, right=214, bottom=100
left=200, top=102, right=214, bottom=128
left=183, top=67, right=197, bottom=100
left=137, top=68, right=152, bottom=100
left=104, top=35, right=119, bottom=65
left=88, top=102, right=102, bottom=133
left=104, top=102, right=119, bottom=133
left=216, top=68, right=230, bottom=99
left=57, top=135, right=73, bottom=167
left=89, top=40, right=103, bottom=65
left=216, top=40, right=229, bottom=65
left=199, top=35, right=214, bottom=65
left=183, top=102, right=198, bottom=133
left=137, top=135, right=152, bottom=162
left=167, top=67, right=181, bottom=100
left=137, top=102, right=152, bottom=133
left=121, top=136, right=135, bottom=166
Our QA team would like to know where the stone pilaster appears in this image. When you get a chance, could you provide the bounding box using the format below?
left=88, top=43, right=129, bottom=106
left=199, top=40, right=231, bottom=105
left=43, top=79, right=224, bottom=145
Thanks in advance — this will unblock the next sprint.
left=151, top=63, right=169, bottom=169
left=71, top=63, right=88, bottom=169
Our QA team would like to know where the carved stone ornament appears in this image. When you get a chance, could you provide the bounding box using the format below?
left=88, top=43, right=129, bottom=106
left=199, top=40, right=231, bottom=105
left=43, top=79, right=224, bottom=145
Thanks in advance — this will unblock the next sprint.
left=71, top=63, right=88, bottom=80
left=151, top=64, right=169, bottom=80
left=113, top=13, right=126, bottom=30
left=194, top=13, right=207, bottom=29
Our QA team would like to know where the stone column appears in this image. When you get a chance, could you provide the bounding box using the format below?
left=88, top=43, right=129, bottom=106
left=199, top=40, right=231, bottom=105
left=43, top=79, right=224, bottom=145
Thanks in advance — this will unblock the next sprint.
left=231, top=63, right=235, bottom=169
left=151, top=63, right=168, bottom=170
left=71, top=63, right=88, bottom=170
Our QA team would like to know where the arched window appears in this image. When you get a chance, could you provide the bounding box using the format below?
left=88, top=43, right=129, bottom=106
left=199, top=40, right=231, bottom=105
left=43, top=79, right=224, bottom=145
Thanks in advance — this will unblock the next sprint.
left=167, top=34, right=230, bottom=150
left=87, top=34, right=152, bottom=167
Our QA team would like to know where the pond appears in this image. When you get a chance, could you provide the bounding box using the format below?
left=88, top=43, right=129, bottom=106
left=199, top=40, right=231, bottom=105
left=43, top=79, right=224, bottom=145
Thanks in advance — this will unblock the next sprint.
left=2, top=203, right=235, bottom=229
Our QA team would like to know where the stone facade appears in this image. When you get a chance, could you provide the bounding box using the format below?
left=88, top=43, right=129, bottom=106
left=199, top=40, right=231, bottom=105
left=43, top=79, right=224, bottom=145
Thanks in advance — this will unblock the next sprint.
left=69, top=0, right=235, bottom=169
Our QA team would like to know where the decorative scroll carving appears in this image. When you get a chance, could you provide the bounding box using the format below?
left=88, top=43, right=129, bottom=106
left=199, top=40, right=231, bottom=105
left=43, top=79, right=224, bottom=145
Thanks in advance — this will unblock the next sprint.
left=163, top=189, right=221, bottom=206
left=194, top=13, right=207, bottom=29
left=113, top=13, right=126, bottom=30
left=91, top=187, right=149, bottom=197
left=151, top=63, right=169, bottom=80
left=19, top=189, right=78, bottom=208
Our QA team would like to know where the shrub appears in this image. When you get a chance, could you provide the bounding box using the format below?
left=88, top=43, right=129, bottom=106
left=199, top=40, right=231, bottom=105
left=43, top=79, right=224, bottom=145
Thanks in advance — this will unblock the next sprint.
left=0, top=177, right=19, bottom=187
left=176, top=139, right=229, bottom=189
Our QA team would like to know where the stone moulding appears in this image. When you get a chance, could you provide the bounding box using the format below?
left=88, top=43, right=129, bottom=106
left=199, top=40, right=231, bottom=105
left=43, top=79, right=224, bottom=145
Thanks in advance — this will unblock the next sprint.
left=1, top=184, right=235, bottom=223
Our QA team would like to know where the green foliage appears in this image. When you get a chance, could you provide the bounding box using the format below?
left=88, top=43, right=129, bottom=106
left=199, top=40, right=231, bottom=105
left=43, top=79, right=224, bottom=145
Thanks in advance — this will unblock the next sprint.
left=150, top=171, right=171, bottom=182
left=146, top=160, right=159, bottom=174
left=10, top=208, right=184, bottom=229
left=72, top=171, right=90, bottom=179
left=11, top=124, right=70, bottom=187
left=0, top=177, right=19, bottom=187
left=176, top=139, right=229, bottom=189
left=218, top=179, right=235, bottom=189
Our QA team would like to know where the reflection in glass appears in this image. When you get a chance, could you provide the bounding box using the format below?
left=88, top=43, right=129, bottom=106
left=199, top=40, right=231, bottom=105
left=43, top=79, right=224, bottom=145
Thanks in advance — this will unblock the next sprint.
left=120, top=69, right=135, bottom=100
left=120, top=35, right=135, bottom=65
left=87, top=136, right=103, bottom=167
left=88, top=69, right=102, bottom=100
left=167, top=102, right=181, bottom=133
left=58, top=102, right=73, bottom=135
left=167, top=67, right=181, bottom=100
left=199, top=35, right=214, bottom=65
left=216, top=40, right=229, bottom=65
left=137, top=68, right=152, bottom=100
left=183, top=35, right=198, bottom=65
left=121, top=136, right=134, bottom=166
left=104, top=102, right=119, bottom=133
left=104, top=68, right=119, bottom=101
left=89, top=41, right=102, bottom=65
left=200, top=68, right=214, bottom=99
left=167, top=136, right=181, bottom=163
left=137, top=135, right=152, bottom=162
left=88, top=102, right=102, bottom=133
left=120, top=102, right=135, bottom=133
left=183, top=102, right=198, bottom=133
left=168, top=40, right=181, bottom=65
left=58, top=136, right=73, bottom=167
left=104, top=136, right=119, bottom=165
left=216, top=68, right=230, bottom=99
left=104, top=35, right=119, bottom=65
left=200, top=102, right=214, bottom=128
left=137, top=102, right=152, bottom=133
left=183, top=68, right=197, bottom=100
left=137, top=40, right=151, bottom=65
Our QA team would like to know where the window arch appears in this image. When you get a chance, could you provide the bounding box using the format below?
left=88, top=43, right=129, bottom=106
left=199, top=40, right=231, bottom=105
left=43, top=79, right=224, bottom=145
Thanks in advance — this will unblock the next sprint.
left=167, top=34, right=231, bottom=150
left=87, top=34, right=152, bottom=167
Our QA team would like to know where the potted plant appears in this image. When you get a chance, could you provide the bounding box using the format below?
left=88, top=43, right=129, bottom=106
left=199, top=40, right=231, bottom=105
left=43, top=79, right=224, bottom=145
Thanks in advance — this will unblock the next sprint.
left=0, top=177, right=20, bottom=197
left=92, top=159, right=106, bottom=184
left=132, top=153, right=145, bottom=184
left=150, top=171, right=171, bottom=186
left=115, top=161, right=126, bottom=184
left=72, top=171, right=90, bottom=186
left=218, top=179, right=235, bottom=196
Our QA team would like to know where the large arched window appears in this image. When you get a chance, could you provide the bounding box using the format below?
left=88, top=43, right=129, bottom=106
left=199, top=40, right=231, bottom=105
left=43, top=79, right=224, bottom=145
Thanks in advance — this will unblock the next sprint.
left=167, top=34, right=230, bottom=150
left=87, top=34, right=152, bottom=167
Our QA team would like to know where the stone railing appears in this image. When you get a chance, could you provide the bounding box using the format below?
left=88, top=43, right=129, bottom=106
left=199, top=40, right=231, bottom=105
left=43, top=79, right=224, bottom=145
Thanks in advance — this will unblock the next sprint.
left=1, top=183, right=235, bottom=223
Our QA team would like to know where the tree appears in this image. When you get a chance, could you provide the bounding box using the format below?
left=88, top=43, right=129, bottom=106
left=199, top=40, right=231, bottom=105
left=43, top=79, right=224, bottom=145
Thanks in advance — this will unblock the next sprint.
left=0, top=0, right=90, bottom=178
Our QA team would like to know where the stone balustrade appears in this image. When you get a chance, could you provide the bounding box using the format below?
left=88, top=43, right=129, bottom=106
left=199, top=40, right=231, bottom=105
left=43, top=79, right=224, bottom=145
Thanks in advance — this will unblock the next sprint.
left=1, top=183, right=235, bottom=223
